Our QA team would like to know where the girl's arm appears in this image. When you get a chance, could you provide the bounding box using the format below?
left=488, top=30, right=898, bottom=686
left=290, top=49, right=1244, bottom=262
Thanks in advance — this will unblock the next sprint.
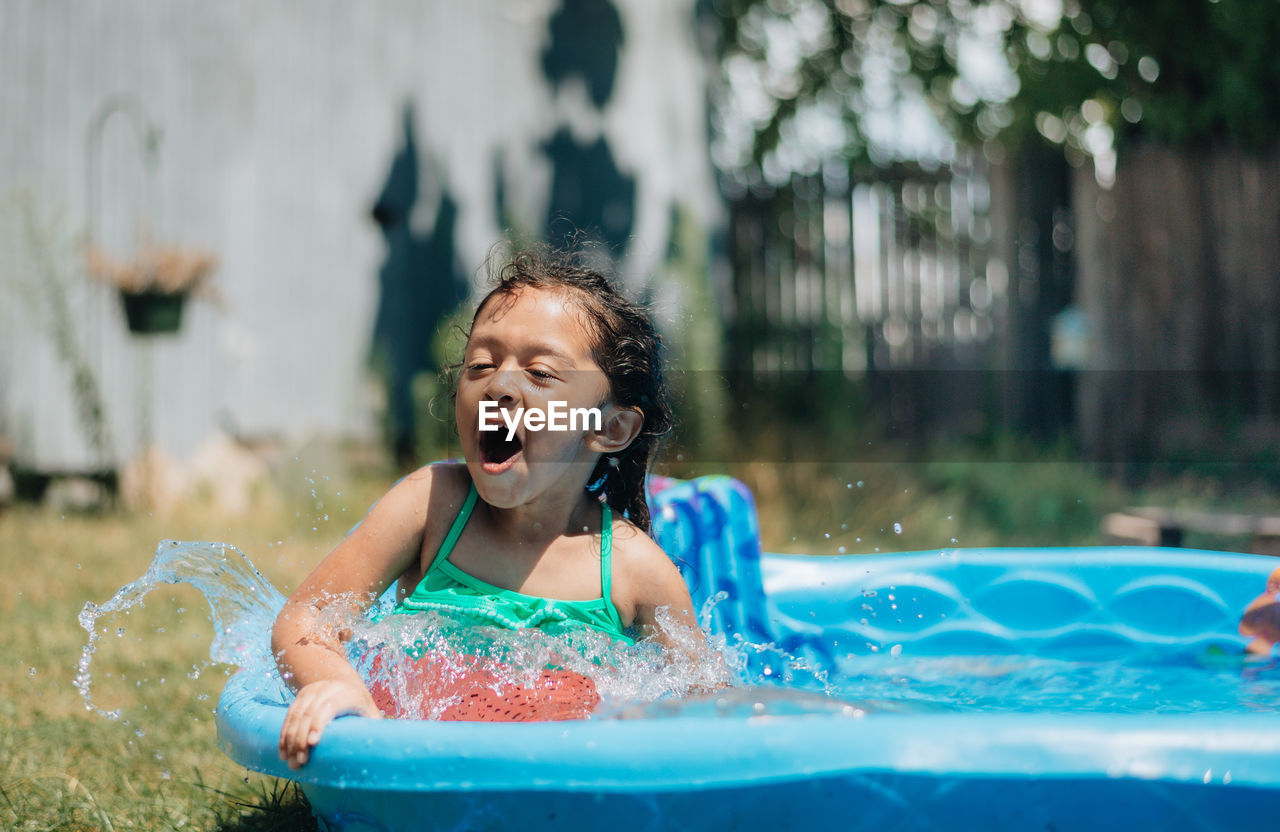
left=271, top=467, right=438, bottom=767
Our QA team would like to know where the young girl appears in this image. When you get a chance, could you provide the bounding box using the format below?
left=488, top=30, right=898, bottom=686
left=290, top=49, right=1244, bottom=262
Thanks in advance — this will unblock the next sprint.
left=272, top=248, right=709, bottom=768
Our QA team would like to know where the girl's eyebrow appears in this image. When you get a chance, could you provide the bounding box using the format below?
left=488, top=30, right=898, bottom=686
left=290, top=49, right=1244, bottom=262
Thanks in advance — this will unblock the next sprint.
left=467, top=335, right=578, bottom=364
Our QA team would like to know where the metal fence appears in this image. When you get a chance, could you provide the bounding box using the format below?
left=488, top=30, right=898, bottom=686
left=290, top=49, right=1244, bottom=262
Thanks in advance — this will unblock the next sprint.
left=725, top=154, right=1009, bottom=441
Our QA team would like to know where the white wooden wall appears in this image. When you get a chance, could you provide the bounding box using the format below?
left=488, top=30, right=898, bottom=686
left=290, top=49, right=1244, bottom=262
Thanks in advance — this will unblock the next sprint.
left=0, top=0, right=720, bottom=470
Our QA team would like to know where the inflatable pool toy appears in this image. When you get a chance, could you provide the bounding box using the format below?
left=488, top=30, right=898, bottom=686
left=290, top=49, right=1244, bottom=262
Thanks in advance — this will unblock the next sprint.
left=216, top=476, right=1280, bottom=830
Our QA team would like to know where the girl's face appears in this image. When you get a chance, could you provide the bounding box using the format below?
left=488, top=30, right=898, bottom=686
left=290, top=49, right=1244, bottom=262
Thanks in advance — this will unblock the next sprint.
left=456, top=287, right=616, bottom=508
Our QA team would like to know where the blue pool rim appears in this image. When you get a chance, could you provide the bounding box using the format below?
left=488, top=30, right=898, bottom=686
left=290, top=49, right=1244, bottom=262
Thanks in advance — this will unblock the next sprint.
left=219, top=674, right=1280, bottom=794
left=218, top=547, right=1280, bottom=794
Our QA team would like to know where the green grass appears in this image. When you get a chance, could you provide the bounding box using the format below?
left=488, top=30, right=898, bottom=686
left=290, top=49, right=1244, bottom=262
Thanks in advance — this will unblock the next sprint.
left=0, top=471, right=386, bottom=831
left=662, top=446, right=1126, bottom=555
left=664, top=452, right=1280, bottom=556
left=3, top=445, right=1276, bottom=830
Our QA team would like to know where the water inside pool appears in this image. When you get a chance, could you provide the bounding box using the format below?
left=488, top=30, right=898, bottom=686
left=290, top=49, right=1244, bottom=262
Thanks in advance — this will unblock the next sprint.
left=77, top=540, right=1280, bottom=722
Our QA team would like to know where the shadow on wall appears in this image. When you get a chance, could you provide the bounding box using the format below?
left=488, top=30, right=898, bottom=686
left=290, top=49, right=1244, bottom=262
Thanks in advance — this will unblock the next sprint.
left=541, top=0, right=635, bottom=255
left=370, top=104, right=468, bottom=471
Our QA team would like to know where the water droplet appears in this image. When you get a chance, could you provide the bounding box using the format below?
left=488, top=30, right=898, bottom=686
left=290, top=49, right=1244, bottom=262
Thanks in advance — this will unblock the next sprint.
left=890, top=644, right=903, bottom=657
left=752, top=702, right=766, bottom=714
left=861, top=590, right=877, bottom=598
left=856, top=481, right=864, bottom=487
left=837, top=546, right=846, bottom=554
left=893, top=523, right=903, bottom=534
left=824, top=533, right=830, bottom=539
left=27, top=667, right=36, bottom=677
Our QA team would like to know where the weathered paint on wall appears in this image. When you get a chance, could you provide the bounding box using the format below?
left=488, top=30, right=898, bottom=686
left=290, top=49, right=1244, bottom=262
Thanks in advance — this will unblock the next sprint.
left=0, top=0, right=720, bottom=471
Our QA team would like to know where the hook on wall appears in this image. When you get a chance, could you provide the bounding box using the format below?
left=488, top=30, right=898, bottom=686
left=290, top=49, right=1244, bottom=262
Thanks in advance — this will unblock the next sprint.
left=85, top=93, right=163, bottom=253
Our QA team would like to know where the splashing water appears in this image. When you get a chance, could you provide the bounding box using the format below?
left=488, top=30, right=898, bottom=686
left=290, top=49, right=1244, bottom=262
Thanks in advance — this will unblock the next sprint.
left=77, top=540, right=842, bottom=723
left=77, top=540, right=287, bottom=719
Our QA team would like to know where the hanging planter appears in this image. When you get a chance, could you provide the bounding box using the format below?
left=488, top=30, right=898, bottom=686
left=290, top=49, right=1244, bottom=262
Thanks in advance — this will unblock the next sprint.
left=89, top=242, right=218, bottom=337
left=84, top=96, right=219, bottom=338
left=118, top=288, right=188, bottom=335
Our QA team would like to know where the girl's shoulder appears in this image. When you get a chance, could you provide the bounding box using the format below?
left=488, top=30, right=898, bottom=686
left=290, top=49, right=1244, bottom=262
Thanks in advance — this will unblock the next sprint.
left=415, top=460, right=472, bottom=517
left=607, top=513, right=686, bottom=594
left=374, top=462, right=473, bottom=535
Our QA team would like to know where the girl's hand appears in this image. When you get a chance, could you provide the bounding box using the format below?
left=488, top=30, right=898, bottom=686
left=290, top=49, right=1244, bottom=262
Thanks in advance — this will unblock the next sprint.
left=278, top=679, right=382, bottom=769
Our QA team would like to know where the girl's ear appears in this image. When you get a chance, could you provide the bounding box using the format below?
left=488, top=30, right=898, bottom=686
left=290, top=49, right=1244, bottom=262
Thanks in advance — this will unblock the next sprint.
left=586, top=405, right=643, bottom=455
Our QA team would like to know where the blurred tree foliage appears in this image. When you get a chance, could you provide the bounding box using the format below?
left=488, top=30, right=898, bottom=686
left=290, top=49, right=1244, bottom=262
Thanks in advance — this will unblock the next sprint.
left=713, top=0, right=1280, bottom=172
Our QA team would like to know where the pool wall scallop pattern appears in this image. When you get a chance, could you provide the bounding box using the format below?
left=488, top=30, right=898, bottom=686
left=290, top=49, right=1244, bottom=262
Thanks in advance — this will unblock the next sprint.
left=650, top=478, right=1271, bottom=661
left=761, top=548, right=1269, bottom=662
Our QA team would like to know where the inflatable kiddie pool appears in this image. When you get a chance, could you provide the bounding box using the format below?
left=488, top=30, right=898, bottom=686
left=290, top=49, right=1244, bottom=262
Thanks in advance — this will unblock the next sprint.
left=216, top=476, right=1280, bottom=831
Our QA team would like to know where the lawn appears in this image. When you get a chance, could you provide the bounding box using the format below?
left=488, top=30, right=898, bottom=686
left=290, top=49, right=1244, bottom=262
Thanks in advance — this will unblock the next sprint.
left=0, top=468, right=385, bottom=831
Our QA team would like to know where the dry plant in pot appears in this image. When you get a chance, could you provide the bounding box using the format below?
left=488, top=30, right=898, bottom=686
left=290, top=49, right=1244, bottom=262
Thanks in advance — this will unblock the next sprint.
left=88, top=237, right=219, bottom=335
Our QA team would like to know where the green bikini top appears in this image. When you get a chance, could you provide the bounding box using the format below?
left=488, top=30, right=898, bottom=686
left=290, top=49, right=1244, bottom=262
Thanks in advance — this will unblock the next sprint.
left=388, top=483, right=635, bottom=645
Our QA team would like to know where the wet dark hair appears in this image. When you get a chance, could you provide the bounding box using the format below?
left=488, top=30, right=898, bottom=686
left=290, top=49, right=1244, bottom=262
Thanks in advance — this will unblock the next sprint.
left=465, top=245, right=673, bottom=532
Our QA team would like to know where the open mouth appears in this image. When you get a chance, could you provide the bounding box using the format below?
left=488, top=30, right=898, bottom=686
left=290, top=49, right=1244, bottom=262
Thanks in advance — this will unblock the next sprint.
left=479, top=428, right=523, bottom=473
